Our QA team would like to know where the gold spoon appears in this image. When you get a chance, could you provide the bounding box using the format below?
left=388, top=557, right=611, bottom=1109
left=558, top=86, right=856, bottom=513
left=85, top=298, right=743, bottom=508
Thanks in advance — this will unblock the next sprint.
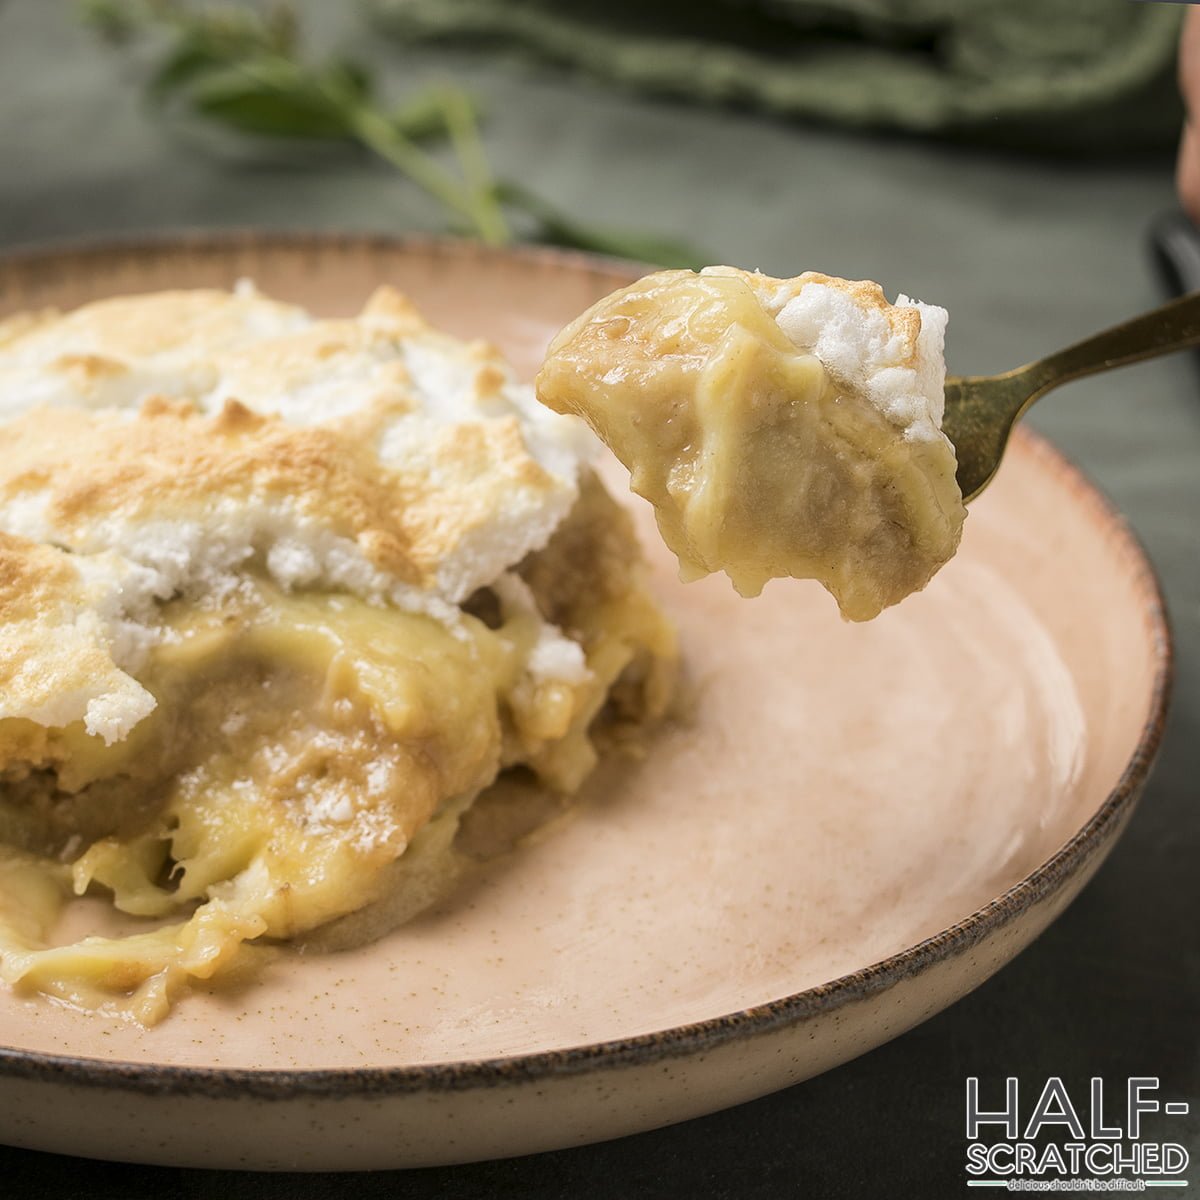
left=944, top=291, right=1200, bottom=501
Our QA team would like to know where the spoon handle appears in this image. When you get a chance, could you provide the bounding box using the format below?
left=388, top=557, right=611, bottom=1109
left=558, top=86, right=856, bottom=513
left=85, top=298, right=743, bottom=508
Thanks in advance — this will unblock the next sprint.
left=1024, top=290, right=1200, bottom=396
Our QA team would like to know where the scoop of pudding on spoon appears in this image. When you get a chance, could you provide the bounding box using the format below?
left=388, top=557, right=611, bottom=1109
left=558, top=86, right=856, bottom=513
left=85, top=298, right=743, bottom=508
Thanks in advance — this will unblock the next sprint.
left=537, top=268, right=1200, bottom=620
left=536, top=266, right=963, bottom=622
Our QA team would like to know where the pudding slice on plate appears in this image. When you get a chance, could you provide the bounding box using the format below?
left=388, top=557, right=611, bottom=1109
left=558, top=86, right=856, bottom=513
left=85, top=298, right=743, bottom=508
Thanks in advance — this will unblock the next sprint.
left=0, top=284, right=677, bottom=1023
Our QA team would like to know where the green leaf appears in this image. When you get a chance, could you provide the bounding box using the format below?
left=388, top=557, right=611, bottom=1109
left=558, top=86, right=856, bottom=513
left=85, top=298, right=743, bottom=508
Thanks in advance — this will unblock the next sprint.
left=497, top=183, right=710, bottom=269
left=321, top=57, right=374, bottom=106
left=147, top=39, right=228, bottom=99
left=390, top=89, right=480, bottom=143
left=187, top=65, right=353, bottom=140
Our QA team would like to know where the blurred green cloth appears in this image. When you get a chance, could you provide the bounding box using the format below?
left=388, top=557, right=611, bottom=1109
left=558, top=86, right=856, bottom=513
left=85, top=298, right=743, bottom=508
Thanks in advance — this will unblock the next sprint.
left=376, top=0, right=1185, bottom=153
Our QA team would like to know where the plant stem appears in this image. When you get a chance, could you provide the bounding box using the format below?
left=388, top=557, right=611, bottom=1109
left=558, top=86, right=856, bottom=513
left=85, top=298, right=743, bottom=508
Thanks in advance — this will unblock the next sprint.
left=346, top=104, right=494, bottom=238
left=437, top=85, right=509, bottom=246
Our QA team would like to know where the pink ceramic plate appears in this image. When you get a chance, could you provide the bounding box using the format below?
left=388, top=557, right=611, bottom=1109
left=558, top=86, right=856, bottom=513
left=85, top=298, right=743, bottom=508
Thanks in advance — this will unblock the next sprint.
left=0, top=234, right=1171, bottom=1170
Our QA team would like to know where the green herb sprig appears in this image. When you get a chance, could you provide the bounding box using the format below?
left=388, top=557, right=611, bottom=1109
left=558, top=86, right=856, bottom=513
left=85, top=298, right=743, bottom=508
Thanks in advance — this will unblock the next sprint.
left=80, top=0, right=708, bottom=267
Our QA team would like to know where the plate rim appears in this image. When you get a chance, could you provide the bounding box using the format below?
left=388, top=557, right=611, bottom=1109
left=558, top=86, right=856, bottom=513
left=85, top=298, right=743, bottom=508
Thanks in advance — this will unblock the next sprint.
left=0, top=229, right=1174, bottom=1099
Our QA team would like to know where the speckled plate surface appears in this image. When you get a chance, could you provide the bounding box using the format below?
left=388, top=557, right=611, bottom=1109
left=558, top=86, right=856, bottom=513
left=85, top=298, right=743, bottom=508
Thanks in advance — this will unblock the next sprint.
left=0, top=233, right=1172, bottom=1170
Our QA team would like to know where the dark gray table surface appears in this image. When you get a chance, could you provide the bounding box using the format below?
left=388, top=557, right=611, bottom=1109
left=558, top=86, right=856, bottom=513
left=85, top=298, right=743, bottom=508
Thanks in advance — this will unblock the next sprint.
left=0, top=3, right=1196, bottom=1195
